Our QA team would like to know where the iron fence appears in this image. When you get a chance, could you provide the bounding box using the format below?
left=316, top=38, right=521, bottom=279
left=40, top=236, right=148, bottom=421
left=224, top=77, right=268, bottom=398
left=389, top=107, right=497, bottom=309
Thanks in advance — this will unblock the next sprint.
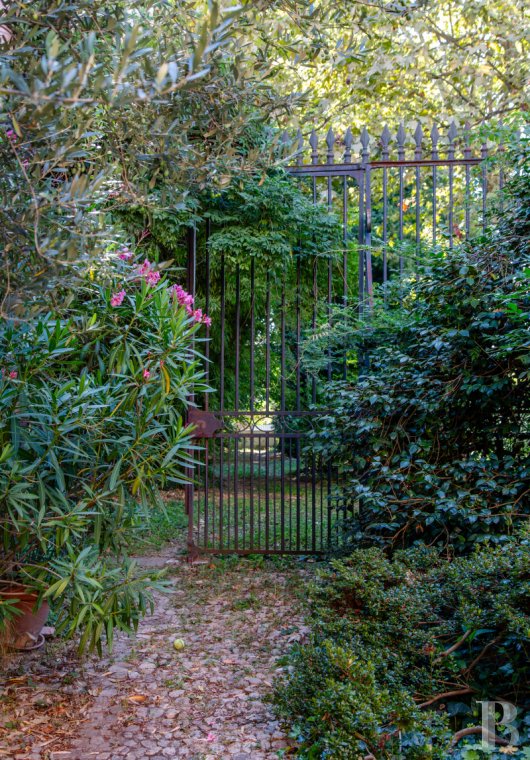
left=186, top=120, right=508, bottom=556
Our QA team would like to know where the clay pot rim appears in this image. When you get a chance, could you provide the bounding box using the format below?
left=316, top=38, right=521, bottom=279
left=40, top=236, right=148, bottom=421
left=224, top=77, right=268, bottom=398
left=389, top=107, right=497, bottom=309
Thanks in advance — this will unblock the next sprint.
left=0, top=584, right=44, bottom=601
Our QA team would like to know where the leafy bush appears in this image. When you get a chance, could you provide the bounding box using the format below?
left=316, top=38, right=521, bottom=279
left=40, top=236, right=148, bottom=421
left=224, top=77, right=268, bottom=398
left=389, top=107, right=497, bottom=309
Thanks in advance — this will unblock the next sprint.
left=307, top=139, right=530, bottom=553
left=0, top=1, right=293, bottom=307
left=0, top=251, right=208, bottom=652
left=273, top=532, right=530, bottom=759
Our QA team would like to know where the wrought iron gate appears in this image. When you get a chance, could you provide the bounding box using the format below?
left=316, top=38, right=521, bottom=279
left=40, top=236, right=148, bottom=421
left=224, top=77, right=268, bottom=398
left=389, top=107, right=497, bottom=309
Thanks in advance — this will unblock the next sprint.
left=186, top=120, right=506, bottom=556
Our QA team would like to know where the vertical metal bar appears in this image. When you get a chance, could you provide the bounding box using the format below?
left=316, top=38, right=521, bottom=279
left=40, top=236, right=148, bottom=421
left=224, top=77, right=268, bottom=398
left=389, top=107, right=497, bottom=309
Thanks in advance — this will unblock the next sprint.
left=265, top=273, right=271, bottom=414
left=415, top=165, right=421, bottom=264
left=280, top=274, right=286, bottom=553
left=219, top=254, right=226, bottom=410
left=249, top=431, right=255, bottom=550
left=204, top=220, right=211, bottom=410
left=185, top=226, right=197, bottom=554
left=481, top=141, right=488, bottom=233
left=465, top=164, right=471, bottom=238
left=233, top=437, right=239, bottom=551
left=273, top=434, right=277, bottom=552
left=257, top=432, right=261, bottom=549
left=219, top=436, right=224, bottom=550
left=342, top=169, right=349, bottom=379
left=265, top=434, right=270, bottom=552
left=226, top=435, right=231, bottom=549
left=211, top=438, right=216, bottom=548
left=398, top=166, right=404, bottom=277
left=327, top=148, right=333, bottom=383
left=364, top=166, right=373, bottom=307
left=296, top=257, right=302, bottom=409
left=382, top=167, right=388, bottom=296
left=447, top=123, right=457, bottom=250
left=296, top=436, right=301, bottom=552
left=242, top=435, right=246, bottom=550
left=462, top=122, right=471, bottom=237
left=397, top=123, right=406, bottom=278
left=288, top=437, right=293, bottom=550
left=413, top=124, right=422, bottom=272
left=358, top=174, right=365, bottom=313
left=431, top=125, right=439, bottom=246
left=235, top=264, right=241, bottom=412
left=250, top=258, right=255, bottom=412
left=448, top=164, right=454, bottom=249
left=204, top=440, right=209, bottom=547
left=312, top=195, right=318, bottom=406
left=326, top=462, right=331, bottom=546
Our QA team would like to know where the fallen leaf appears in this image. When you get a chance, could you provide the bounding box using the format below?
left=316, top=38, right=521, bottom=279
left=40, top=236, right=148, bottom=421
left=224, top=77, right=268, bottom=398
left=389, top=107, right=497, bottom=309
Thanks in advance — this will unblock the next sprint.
left=127, top=694, right=148, bottom=704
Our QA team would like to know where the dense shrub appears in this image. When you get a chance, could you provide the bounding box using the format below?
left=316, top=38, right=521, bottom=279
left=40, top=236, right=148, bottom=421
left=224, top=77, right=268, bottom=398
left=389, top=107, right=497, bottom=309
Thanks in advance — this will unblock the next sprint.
left=273, top=532, right=530, bottom=759
left=307, top=139, right=530, bottom=553
left=0, top=251, right=208, bottom=652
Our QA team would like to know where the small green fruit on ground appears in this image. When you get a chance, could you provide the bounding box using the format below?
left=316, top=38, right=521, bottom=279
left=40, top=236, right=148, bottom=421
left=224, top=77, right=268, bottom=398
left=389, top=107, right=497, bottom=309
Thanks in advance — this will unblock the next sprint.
left=173, top=638, right=185, bottom=651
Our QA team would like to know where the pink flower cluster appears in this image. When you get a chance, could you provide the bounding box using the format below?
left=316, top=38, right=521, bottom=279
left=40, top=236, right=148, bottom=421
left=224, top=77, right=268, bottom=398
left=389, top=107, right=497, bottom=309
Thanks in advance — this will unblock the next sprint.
left=1, top=368, right=18, bottom=380
left=138, top=259, right=161, bottom=287
left=110, top=289, right=126, bottom=307
left=117, top=245, right=133, bottom=261
left=171, top=284, right=211, bottom=326
left=108, top=254, right=211, bottom=326
left=6, top=128, right=17, bottom=145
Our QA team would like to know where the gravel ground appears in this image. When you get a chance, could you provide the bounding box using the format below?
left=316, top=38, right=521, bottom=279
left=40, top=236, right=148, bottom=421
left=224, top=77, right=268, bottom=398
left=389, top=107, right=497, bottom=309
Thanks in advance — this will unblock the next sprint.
left=1, top=550, right=310, bottom=760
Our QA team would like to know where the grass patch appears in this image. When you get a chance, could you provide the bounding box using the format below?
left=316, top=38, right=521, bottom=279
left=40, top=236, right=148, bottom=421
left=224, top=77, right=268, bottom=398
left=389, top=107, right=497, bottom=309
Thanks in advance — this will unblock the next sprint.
left=128, top=499, right=187, bottom=553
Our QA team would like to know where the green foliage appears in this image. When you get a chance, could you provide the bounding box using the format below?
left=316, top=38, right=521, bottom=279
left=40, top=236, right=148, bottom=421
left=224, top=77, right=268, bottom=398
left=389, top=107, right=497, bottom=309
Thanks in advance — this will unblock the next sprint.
left=246, top=1, right=529, bottom=130
left=0, top=1, right=294, bottom=311
left=305, top=140, right=530, bottom=553
left=117, top=170, right=343, bottom=410
left=273, top=532, right=530, bottom=759
left=0, top=253, right=208, bottom=652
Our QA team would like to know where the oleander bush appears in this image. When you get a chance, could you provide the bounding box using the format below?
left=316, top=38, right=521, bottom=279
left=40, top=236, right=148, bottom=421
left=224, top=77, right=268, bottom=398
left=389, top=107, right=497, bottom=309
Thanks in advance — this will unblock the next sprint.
left=0, top=252, right=208, bottom=652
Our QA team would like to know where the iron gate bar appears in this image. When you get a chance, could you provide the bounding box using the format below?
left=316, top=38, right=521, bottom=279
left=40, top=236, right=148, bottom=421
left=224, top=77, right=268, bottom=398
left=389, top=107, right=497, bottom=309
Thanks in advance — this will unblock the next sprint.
left=187, top=119, right=506, bottom=557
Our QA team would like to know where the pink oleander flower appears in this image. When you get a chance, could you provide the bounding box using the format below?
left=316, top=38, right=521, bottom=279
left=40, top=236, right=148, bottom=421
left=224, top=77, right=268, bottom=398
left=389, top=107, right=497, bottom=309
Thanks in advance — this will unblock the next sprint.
left=146, top=270, right=161, bottom=287
left=203, top=315, right=212, bottom=327
left=171, top=284, right=194, bottom=308
left=8, top=370, right=17, bottom=380
left=193, top=308, right=203, bottom=323
left=138, top=259, right=152, bottom=276
left=110, top=289, right=126, bottom=307
left=143, top=368, right=151, bottom=380
left=118, top=245, right=133, bottom=261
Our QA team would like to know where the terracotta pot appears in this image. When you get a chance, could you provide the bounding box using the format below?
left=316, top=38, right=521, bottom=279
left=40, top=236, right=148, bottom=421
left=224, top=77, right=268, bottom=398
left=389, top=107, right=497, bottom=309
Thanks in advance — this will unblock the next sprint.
left=0, top=586, right=49, bottom=650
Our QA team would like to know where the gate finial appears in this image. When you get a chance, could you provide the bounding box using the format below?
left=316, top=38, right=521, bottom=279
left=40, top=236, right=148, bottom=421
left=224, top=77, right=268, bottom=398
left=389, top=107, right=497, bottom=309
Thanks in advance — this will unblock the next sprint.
left=326, top=127, right=335, bottom=164
left=414, top=123, right=423, bottom=159
left=397, top=122, right=406, bottom=159
left=447, top=121, right=458, bottom=159
left=309, top=129, right=319, bottom=164
left=360, top=126, right=370, bottom=163
left=344, top=127, right=353, bottom=163
left=430, top=124, right=440, bottom=159
left=463, top=121, right=471, bottom=159
left=381, top=124, right=391, bottom=159
left=296, top=128, right=303, bottom=165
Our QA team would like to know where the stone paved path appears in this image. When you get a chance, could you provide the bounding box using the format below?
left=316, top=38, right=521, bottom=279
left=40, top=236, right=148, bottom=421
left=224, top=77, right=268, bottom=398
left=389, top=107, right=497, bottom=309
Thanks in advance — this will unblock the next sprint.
left=2, top=551, right=309, bottom=760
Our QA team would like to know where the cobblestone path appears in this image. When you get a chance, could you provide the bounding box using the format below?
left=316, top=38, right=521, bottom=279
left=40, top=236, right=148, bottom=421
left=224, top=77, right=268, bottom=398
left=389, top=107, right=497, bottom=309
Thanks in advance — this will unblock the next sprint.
left=2, top=552, right=308, bottom=760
